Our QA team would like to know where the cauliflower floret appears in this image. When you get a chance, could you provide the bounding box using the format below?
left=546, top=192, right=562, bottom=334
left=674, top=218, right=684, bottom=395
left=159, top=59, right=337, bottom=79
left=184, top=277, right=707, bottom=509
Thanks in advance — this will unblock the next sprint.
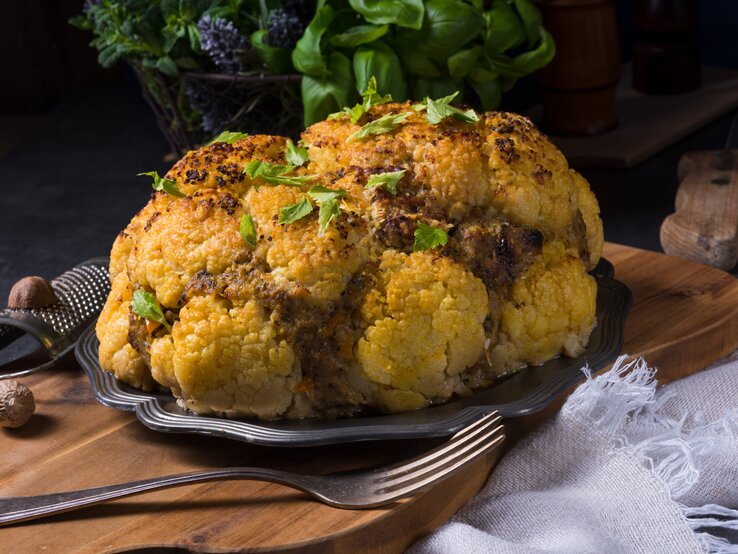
left=96, top=271, right=153, bottom=390
left=170, top=295, right=299, bottom=419
left=572, top=170, right=604, bottom=268
left=484, top=112, right=577, bottom=236
left=128, top=189, right=250, bottom=308
left=245, top=184, right=375, bottom=303
left=356, top=251, right=488, bottom=412
left=166, top=135, right=288, bottom=197
left=489, top=241, right=597, bottom=373
left=109, top=201, right=158, bottom=280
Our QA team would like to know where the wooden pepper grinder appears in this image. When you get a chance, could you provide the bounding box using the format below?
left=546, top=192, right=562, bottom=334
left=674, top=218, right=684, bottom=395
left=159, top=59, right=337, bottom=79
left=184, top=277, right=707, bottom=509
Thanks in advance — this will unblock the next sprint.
left=535, top=0, right=621, bottom=136
left=633, top=0, right=701, bottom=94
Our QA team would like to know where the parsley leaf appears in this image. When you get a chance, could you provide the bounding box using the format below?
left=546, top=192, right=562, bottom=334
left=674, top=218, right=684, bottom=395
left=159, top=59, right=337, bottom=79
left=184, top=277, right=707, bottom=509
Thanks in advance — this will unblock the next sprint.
left=131, top=289, right=171, bottom=332
left=328, top=75, right=392, bottom=124
left=137, top=171, right=185, bottom=198
left=208, top=131, right=248, bottom=145
left=240, top=214, right=257, bottom=248
left=308, top=185, right=348, bottom=235
left=365, top=170, right=405, bottom=195
left=419, top=92, right=479, bottom=125
left=317, top=199, right=342, bottom=237
left=279, top=197, right=314, bottom=224
left=347, top=112, right=412, bottom=141
left=244, top=160, right=315, bottom=187
left=361, top=76, right=392, bottom=109
left=285, top=139, right=309, bottom=166
left=413, top=222, right=448, bottom=252
left=307, top=185, right=347, bottom=204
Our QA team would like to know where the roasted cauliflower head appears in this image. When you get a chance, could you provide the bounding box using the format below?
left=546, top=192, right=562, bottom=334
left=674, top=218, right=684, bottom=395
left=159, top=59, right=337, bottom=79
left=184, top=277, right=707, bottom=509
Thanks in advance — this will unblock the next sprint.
left=97, top=104, right=603, bottom=420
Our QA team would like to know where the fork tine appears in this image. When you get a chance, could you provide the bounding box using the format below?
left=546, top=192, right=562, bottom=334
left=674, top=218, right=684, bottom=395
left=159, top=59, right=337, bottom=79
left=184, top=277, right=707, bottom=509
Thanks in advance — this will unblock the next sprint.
left=374, top=423, right=504, bottom=499
left=376, top=412, right=502, bottom=479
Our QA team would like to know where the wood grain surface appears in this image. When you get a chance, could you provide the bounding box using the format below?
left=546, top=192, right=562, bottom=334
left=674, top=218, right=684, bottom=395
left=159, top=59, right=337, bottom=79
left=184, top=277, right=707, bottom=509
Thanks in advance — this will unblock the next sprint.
left=660, top=150, right=738, bottom=271
left=2, top=243, right=738, bottom=554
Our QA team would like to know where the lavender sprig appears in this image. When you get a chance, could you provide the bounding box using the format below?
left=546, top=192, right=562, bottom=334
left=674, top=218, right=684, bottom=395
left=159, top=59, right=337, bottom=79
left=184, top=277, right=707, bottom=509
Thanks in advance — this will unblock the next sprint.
left=197, top=16, right=249, bottom=75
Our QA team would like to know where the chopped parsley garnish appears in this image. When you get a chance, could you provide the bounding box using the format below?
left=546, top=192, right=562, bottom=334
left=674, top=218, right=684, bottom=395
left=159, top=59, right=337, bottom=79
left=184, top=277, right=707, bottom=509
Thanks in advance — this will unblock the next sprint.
left=240, top=214, right=257, bottom=248
left=285, top=139, right=309, bottom=167
left=308, top=186, right=348, bottom=236
left=347, top=112, right=412, bottom=142
left=131, top=290, right=171, bottom=332
left=413, top=222, right=448, bottom=252
left=415, top=92, right=479, bottom=125
left=279, top=197, right=313, bottom=224
left=328, top=76, right=393, bottom=124
left=208, top=131, right=248, bottom=145
left=137, top=171, right=185, bottom=198
left=365, top=170, right=405, bottom=195
left=243, top=160, right=315, bottom=187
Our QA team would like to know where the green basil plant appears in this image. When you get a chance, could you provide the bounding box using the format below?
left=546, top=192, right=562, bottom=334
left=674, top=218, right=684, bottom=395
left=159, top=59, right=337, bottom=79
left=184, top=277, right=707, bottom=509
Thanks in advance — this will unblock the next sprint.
left=293, top=0, right=555, bottom=125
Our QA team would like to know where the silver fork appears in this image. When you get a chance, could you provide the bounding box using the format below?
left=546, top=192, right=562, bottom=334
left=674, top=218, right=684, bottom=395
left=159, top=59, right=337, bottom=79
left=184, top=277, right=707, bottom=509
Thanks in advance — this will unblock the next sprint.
left=0, top=412, right=504, bottom=525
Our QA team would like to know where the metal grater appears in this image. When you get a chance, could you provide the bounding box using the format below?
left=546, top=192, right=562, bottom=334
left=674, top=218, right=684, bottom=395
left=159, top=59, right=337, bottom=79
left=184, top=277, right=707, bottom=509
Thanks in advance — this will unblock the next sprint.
left=0, top=258, right=110, bottom=379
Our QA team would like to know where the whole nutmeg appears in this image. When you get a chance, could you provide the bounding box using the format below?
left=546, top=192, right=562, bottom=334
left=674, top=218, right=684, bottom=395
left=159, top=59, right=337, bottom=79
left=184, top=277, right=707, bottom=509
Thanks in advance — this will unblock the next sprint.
left=0, top=380, right=35, bottom=428
left=8, top=276, right=57, bottom=309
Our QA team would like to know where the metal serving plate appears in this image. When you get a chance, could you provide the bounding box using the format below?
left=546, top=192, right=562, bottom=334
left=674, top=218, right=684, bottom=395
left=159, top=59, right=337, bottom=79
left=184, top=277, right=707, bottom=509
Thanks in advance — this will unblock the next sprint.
left=75, top=259, right=631, bottom=447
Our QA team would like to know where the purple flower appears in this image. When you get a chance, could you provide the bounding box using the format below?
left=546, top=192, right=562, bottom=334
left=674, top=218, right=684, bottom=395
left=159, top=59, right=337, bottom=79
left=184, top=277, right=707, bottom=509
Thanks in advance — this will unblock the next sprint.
left=197, top=16, right=249, bottom=74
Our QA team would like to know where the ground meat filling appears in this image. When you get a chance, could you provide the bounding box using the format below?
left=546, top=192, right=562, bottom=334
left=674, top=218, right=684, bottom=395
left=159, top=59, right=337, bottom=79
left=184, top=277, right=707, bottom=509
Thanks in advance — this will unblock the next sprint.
left=447, top=223, right=544, bottom=291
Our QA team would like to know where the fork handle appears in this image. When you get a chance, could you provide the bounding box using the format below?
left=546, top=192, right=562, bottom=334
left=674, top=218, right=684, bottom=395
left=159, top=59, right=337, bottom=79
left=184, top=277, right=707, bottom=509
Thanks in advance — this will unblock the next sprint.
left=0, top=467, right=315, bottom=526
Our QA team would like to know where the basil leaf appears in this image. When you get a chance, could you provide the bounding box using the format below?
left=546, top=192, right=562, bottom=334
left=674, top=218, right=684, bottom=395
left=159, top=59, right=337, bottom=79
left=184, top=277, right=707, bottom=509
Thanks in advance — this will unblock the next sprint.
left=403, top=0, right=482, bottom=60
left=251, top=30, right=294, bottom=74
left=279, top=197, right=314, bottom=224
left=244, top=160, right=315, bottom=187
left=423, top=93, right=479, bottom=124
left=413, top=77, right=462, bottom=101
left=302, top=52, right=354, bottom=125
left=348, top=0, right=425, bottom=30
left=138, top=171, right=185, bottom=198
left=396, top=45, right=441, bottom=78
left=292, top=5, right=334, bottom=77
left=285, top=139, right=309, bottom=166
left=131, top=289, right=171, bottom=332
left=307, top=185, right=348, bottom=204
left=240, top=214, right=257, bottom=248
left=413, top=222, right=448, bottom=252
left=484, top=0, right=526, bottom=54
left=317, top=198, right=342, bottom=236
left=208, top=131, right=248, bottom=145
left=329, top=24, right=389, bottom=48
left=365, top=170, right=405, bottom=194
left=347, top=111, right=412, bottom=141
left=507, top=28, right=555, bottom=76
left=353, top=42, right=407, bottom=101
left=514, top=0, right=543, bottom=46
left=448, top=46, right=481, bottom=78
left=469, top=76, right=501, bottom=111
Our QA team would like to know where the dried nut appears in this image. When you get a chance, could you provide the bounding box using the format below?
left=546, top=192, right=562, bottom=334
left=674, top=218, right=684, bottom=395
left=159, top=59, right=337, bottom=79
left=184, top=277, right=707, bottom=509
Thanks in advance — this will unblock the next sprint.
left=8, top=276, right=57, bottom=309
left=0, top=380, right=35, bottom=428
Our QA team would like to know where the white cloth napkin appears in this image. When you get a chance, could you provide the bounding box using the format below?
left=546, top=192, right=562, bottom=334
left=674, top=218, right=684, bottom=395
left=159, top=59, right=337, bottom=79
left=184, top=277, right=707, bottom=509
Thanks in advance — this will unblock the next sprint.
left=410, top=352, right=738, bottom=554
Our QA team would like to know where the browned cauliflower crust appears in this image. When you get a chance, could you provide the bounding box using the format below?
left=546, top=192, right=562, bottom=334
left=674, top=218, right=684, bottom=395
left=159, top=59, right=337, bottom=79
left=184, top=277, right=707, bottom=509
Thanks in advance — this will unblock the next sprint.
left=97, top=106, right=603, bottom=419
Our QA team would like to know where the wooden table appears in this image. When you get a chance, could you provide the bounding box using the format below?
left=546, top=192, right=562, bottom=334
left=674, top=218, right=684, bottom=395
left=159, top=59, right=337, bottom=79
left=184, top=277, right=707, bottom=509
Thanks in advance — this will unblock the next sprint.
left=2, top=243, right=738, bottom=553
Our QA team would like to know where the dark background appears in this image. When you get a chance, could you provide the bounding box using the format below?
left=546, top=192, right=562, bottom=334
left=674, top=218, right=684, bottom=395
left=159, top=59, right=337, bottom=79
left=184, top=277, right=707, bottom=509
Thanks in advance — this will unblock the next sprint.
left=1, top=1, right=737, bottom=295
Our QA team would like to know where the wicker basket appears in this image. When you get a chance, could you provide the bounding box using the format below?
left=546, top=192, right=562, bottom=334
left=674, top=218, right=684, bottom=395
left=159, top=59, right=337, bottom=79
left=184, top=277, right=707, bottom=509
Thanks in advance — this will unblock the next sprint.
left=131, top=63, right=303, bottom=157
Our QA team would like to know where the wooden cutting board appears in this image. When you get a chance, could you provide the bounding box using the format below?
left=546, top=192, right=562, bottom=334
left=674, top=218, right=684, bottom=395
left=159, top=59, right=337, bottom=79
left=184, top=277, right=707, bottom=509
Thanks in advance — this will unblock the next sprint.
left=3, top=243, right=738, bottom=554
